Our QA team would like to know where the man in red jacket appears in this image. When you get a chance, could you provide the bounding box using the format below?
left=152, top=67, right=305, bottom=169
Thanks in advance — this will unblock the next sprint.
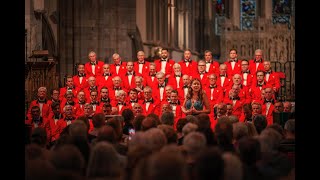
left=84, top=51, right=105, bottom=77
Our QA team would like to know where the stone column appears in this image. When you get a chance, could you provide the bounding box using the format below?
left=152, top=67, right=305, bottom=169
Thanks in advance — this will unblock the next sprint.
left=265, top=0, right=272, bottom=20
left=232, top=0, right=240, bottom=29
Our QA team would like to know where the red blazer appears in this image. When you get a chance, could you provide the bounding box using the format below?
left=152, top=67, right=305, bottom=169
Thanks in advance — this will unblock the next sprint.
left=216, top=74, right=232, bottom=92
left=178, top=60, right=198, bottom=76
left=109, top=61, right=127, bottom=76
left=224, top=60, right=242, bottom=77
left=72, top=75, right=89, bottom=90
left=170, top=103, right=183, bottom=130
left=261, top=100, right=275, bottom=125
left=177, top=86, right=189, bottom=102
left=154, top=59, right=175, bottom=77
left=167, top=74, right=184, bottom=89
left=250, top=82, right=268, bottom=101
left=141, top=98, right=161, bottom=116
left=27, top=99, right=51, bottom=119
left=223, top=97, right=245, bottom=119
left=108, top=86, right=127, bottom=102
left=264, top=71, right=281, bottom=92
left=111, top=101, right=130, bottom=115
left=152, top=83, right=168, bottom=102
left=46, top=114, right=64, bottom=142
left=225, top=85, right=251, bottom=104
left=134, top=61, right=150, bottom=75
left=84, top=60, right=105, bottom=77
left=203, top=85, right=224, bottom=109
left=120, top=71, right=142, bottom=91
left=249, top=59, right=264, bottom=75
left=205, top=61, right=220, bottom=74
left=59, top=87, right=79, bottom=102
left=25, top=116, right=51, bottom=143
left=241, top=71, right=255, bottom=87
left=96, top=74, right=114, bottom=88
left=145, top=74, right=158, bottom=88
left=190, top=71, right=209, bottom=88
left=83, top=86, right=101, bottom=102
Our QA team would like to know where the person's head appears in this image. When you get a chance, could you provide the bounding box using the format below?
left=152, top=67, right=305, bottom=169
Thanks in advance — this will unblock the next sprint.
left=242, top=103, right=252, bottom=119
left=184, top=49, right=192, bottom=60
left=129, top=88, right=138, bottom=100
left=84, top=103, right=94, bottom=116
left=137, top=51, right=145, bottom=62
left=216, top=103, right=227, bottom=117
left=241, top=59, right=249, bottom=71
left=284, top=119, right=295, bottom=138
left=134, top=76, right=143, bottom=87
left=208, top=74, right=217, bottom=85
left=122, top=108, right=135, bottom=124
left=77, top=63, right=85, bottom=73
left=102, top=64, right=111, bottom=73
left=263, top=87, right=274, bottom=100
left=31, top=106, right=41, bottom=119
left=226, top=103, right=233, bottom=116
left=156, top=72, right=165, bottom=84
left=77, top=90, right=86, bottom=102
left=90, top=90, right=98, bottom=101
left=63, top=105, right=74, bottom=117
left=170, top=90, right=179, bottom=103
left=65, top=75, right=74, bottom=88
left=112, top=76, right=122, bottom=86
left=232, top=74, right=242, bottom=85
left=263, top=60, right=272, bottom=71
left=132, top=103, right=143, bottom=116
left=231, top=84, right=241, bottom=95
left=190, top=78, right=202, bottom=94
left=165, top=85, right=173, bottom=97
left=160, top=48, right=169, bottom=59
left=149, top=63, right=156, bottom=74
left=100, top=87, right=109, bottom=99
left=219, top=64, right=227, bottom=74
left=160, top=111, right=175, bottom=126
left=274, top=102, right=284, bottom=113
left=115, top=90, right=126, bottom=102
left=112, top=53, right=121, bottom=64
left=88, top=76, right=96, bottom=87
left=161, top=103, right=173, bottom=113
left=283, top=101, right=292, bottom=112
left=197, top=60, right=206, bottom=73
left=65, top=91, right=74, bottom=103
left=256, top=70, right=265, bottom=82
left=51, top=102, right=61, bottom=116
left=253, top=114, right=267, bottom=134
left=50, top=88, right=60, bottom=101
left=254, top=49, right=263, bottom=61
left=126, top=61, right=134, bottom=72
left=204, top=50, right=213, bottom=62
left=143, top=86, right=153, bottom=99
left=251, top=102, right=262, bottom=116
left=88, top=51, right=97, bottom=62
left=182, top=74, right=191, bottom=85
left=102, top=103, right=112, bottom=116
left=37, top=86, right=47, bottom=99
left=229, top=48, right=238, bottom=59
left=173, top=63, right=181, bottom=74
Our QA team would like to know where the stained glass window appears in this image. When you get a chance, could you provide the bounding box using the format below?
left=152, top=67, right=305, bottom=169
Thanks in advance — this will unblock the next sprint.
left=272, top=0, right=292, bottom=28
left=216, top=0, right=225, bottom=16
left=240, top=0, right=256, bottom=30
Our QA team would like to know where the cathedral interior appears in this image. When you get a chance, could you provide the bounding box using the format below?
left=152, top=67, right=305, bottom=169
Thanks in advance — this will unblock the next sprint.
left=25, top=0, right=295, bottom=106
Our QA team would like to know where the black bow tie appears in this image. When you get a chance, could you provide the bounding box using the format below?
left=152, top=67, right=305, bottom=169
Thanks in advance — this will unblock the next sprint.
left=264, top=99, right=274, bottom=104
left=89, top=86, right=97, bottom=91
left=90, top=101, right=99, bottom=105
left=67, top=87, right=73, bottom=91
left=114, top=87, right=121, bottom=90
left=242, top=70, right=250, bottom=74
left=103, top=73, right=111, bottom=76
left=130, top=100, right=138, bottom=103
left=184, top=59, right=191, bottom=62
left=199, top=72, right=205, bottom=75
left=230, top=59, right=237, bottom=62
left=115, top=64, right=121, bottom=66
left=209, top=85, right=217, bottom=89
left=257, top=84, right=264, bottom=87
left=170, top=101, right=180, bottom=105
left=78, top=101, right=86, bottom=105
left=53, top=114, right=61, bottom=119
left=161, top=59, right=167, bottom=62
left=33, top=117, right=42, bottom=124
left=66, top=101, right=75, bottom=106
left=90, top=62, right=96, bottom=65
left=117, top=102, right=126, bottom=106
left=37, top=99, right=47, bottom=103
left=175, top=75, right=181, bottom=77
left=158, top=84, right=165, bottom=88
left=78, top=73, right=86, bottom=77
left=265, top=71, right=272, bottom=74
left=101, top=98, right=110, bottom=103
left=183, top=85, right=189, bottom=89
left=138, top=61, right=145, bottom=64
left=230, top=97, right=240, bottom=100
left=220, top=74, right=226, bottom=77
left=206, top=61, right=211, bottom=64
left=150, top=74, right=156, bottom=77
left=145, top=99, right=154, bottom=103
left=65, top=117, right=74, bottom=121
left=127, top=72, right=134, bottom=76
left=254, top=60, right=261, bottom=63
